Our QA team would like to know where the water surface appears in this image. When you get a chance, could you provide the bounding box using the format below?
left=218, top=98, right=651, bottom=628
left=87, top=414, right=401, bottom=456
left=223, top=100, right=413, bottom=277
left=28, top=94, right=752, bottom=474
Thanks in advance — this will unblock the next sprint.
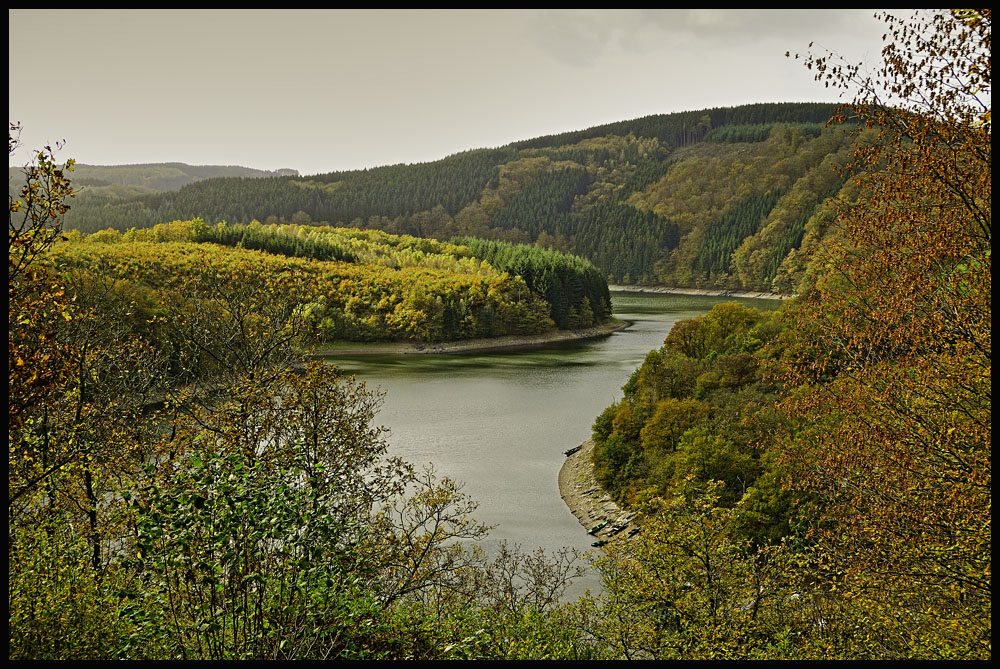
left=328, top=292, right=778, bottom=561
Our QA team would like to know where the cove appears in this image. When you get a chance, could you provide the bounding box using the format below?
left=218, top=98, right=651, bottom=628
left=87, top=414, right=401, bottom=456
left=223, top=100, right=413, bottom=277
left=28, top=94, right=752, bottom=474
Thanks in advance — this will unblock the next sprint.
left=325, top=291, right=780, bottom=560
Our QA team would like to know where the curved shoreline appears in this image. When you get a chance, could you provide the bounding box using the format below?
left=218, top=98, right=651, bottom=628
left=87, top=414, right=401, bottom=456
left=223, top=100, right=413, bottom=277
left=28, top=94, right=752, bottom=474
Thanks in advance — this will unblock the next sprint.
left=558, top=439, right=638, bottom=543
left=310, top=319, right=631, bottom=357
left=609, top=284, right=792, bottom=301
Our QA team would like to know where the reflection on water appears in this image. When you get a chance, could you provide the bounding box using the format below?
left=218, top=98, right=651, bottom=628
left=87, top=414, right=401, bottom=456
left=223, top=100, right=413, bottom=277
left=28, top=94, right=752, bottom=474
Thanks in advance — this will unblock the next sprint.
left=326, top=292, right=778, bottom=590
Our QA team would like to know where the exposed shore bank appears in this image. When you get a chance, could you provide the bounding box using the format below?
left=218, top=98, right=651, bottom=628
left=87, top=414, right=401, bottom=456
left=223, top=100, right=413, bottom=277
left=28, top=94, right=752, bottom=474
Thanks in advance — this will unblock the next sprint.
left=558, top=439, right=638, bottom=543
left=609, top=284, right=791, bottom=301
left=311, top=319, right=631, bottom=357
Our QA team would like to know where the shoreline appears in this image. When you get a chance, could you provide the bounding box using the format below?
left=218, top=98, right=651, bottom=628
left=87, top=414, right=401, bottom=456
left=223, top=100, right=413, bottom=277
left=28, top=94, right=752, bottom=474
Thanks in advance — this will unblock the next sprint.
left=609, top=284, right=792, bottom=301
left=558, top=439, right=638, bottom=543
left=310, top=319, right=631, bottom=357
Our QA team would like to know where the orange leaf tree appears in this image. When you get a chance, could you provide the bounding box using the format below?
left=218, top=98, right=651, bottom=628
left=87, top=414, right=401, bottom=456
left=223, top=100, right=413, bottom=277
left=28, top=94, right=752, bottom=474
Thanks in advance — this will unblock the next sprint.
left=779, top=10, right=990, bottom=658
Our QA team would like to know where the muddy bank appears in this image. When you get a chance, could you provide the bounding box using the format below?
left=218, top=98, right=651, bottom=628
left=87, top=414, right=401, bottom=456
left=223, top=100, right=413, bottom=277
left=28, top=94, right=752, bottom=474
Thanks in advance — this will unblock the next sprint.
left=311, top=319, right=630, bottom=357
left=558, top=439, right=638, bottom=544
left=609, top=284, right=791, bottom=301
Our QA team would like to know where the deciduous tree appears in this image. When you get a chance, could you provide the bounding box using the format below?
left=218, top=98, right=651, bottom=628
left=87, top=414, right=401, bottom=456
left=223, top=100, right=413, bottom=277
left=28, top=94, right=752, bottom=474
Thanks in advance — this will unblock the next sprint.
left=780, top=9, right=991, bottom=657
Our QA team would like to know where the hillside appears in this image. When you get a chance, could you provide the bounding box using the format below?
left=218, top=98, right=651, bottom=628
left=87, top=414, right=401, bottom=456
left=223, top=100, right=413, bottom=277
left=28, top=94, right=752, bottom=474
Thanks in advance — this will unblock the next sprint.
left=58, top=102, right=853, bottom=294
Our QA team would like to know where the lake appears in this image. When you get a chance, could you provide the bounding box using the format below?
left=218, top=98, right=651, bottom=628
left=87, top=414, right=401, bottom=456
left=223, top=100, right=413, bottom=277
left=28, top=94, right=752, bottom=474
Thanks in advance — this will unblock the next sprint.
left=326, top=291, right=779, bottom=575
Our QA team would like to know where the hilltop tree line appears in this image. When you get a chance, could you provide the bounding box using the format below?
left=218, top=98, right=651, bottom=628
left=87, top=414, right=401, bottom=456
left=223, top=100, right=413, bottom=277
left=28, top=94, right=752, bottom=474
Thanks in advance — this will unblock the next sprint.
left=510, top=102, right=836, bottom=151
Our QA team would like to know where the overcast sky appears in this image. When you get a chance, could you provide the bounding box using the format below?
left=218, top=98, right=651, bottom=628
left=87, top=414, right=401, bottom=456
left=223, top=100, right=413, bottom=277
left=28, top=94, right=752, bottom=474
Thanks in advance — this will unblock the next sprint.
left=10, top=9, right=890, bottom=176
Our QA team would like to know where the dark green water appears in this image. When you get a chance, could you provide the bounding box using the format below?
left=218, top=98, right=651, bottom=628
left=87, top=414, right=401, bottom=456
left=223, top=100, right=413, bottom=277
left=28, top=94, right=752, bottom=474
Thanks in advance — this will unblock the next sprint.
left=327, top=292, right=779, bottom=569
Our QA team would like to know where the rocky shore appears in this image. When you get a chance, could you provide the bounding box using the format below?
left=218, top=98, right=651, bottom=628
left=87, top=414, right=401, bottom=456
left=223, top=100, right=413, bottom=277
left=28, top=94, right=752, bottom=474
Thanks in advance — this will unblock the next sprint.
left=311, top=319, right=631, bottom=357
left=558, top=439, right=639, bottom=544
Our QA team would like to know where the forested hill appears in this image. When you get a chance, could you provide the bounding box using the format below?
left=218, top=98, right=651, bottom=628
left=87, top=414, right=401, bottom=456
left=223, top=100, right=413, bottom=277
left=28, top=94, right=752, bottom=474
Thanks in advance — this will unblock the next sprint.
left=60, top=102, right=851, bottom=294
left=53, top=221, right=612, bottom=344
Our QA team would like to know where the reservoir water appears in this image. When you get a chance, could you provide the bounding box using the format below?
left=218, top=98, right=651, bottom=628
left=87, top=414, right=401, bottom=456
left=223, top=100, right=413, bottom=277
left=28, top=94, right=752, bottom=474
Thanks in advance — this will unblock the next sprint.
left=327, top=291, right=779, bottom=567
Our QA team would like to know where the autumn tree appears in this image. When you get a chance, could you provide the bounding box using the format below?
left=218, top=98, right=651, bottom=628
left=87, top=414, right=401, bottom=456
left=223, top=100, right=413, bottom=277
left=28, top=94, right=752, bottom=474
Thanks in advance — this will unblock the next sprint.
left=8, top=126, right=147, bottom=658
left=579, top=483, right=798, bottom=659
left=8, top=123, right=75, bottom=285
left=9, top=123, right=80, bottom=515
left=779, top=9, right=991, bottom=657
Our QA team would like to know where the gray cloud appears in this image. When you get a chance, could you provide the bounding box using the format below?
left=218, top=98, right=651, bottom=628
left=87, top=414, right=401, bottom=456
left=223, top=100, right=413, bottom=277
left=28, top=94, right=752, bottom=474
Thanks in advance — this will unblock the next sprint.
left=527, top=9, right=882, bottom=64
